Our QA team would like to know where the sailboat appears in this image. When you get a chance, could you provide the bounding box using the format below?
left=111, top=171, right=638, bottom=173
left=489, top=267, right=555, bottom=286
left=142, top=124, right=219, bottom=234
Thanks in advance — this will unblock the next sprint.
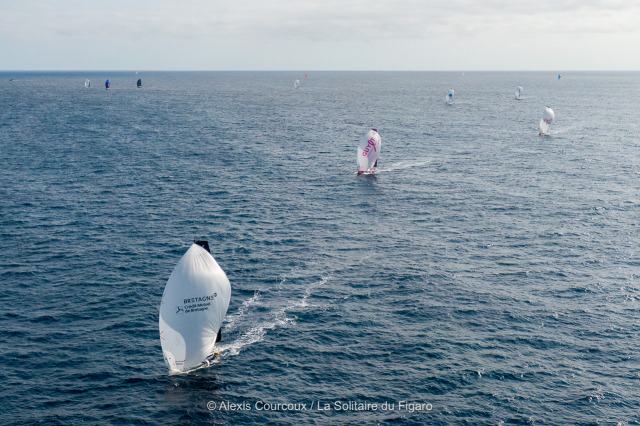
left=105, top=80, right=111, bottom=89
left=357, top=129, right=381, bottom=175
left=539, top=107, right=555, bottom=135
left=445, top=89, right=455, bottom=105
left=293, top=79, right=300, bottom=89
left=84, top=79, right=91, bottom=88
left=516, top=86, right=523, bottom=100
left=137, top=78, right=142, bottom=88
left=159, top=241, right=231, bottom=374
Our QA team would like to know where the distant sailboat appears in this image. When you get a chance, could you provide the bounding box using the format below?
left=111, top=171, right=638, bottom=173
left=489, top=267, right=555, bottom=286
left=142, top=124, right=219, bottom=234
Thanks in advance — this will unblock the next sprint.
left=293, top=79, right=300, bottom=89
left=105, top=79, right=111, bottom=89
left=539, top=107, right=555, bottom=135
left=357, top=129, right=381, bottom=175
left=84, top=79, right=91, bottom=88
left=516, top=86, right=523, bottom=100
left=137, top=78, right=142, bottom=88
left=159, top=241, right=231, bottom=374
left=445, top=89, right=455, bottom=105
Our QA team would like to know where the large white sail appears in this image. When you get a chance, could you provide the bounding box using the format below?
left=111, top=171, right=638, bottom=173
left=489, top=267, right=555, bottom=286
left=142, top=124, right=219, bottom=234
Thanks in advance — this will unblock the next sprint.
left=539, top=107, right=555, bottom=135
left=357, top=129, right=381, bottom=174
left=159, top=242, right=231, bottom=374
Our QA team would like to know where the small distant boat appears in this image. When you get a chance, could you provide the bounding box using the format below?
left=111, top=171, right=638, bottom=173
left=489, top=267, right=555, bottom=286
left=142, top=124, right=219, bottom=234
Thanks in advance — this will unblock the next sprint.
left=105, top=79, right=111, bottom=89
left=557, top=74, right=562, bottom=80
left=137, top=78, right=142, bottom=88
left=159, top=241, right=231, bottom=374
left=84, top=79, right=91, bottom=88
left=293, top=79, right=300, bottom=89
left=515, top=86, right=523, bottom=100
left=357, top=129, right=381, bottom=175
left=539, top=107, right=555, bottom=135
left=445, top=89, right=455, bottom=105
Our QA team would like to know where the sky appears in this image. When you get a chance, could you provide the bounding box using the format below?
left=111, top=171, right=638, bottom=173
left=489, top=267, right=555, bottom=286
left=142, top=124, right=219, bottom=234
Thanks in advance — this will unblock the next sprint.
left=1, top=0, right=640, bottom=71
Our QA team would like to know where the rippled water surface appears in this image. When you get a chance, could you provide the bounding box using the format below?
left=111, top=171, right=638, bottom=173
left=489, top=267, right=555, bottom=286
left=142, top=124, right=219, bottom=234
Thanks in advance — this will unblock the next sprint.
left=2, top=71, right=640, bottom=424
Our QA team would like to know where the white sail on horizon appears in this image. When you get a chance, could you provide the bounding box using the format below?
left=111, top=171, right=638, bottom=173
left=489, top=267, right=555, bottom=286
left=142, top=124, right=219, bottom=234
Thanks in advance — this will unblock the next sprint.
left=539, top=107, right=555, bottom=135
left=516, top=86, right=523, bottom=99
left=446, top=89, right=455, bottom=105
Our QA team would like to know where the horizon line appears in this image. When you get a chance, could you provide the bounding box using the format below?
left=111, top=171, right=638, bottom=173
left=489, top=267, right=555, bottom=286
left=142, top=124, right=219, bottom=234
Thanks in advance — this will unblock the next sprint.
left=2, top=69, right=639, bottom=73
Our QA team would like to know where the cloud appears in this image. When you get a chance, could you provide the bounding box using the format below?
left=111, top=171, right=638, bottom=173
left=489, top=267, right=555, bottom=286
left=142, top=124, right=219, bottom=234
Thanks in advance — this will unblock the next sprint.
left=2, top=0, right=639, bottom=69
left=3, top=0, right=639, bottom=43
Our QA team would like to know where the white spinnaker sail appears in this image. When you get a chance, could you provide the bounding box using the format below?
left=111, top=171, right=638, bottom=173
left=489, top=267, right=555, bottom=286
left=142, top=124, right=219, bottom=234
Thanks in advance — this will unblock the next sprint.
left=539, top=119, right=549, bottom=135
left=446, top=89, right=454, bottom=104
left=516, top=86, right=523, bottom=99
left=357, top=129, right=381, bottom=172
left=539, top=107, right=555, bottom=134
left=84, top=79, right=90, bottom=88
left=293, top=79, right=300, bottom=89
left=159, top=243, right=231, bottom=374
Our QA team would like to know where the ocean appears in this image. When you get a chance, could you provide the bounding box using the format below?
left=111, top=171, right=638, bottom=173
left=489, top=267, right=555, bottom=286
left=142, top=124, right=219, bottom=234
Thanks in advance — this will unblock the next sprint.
left=1, top=71, right=640, bottom=424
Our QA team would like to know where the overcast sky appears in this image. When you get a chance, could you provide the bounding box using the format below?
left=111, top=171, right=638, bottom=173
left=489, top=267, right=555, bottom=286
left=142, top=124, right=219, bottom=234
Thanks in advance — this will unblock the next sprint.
left=2, top=0, right=639, bottom=70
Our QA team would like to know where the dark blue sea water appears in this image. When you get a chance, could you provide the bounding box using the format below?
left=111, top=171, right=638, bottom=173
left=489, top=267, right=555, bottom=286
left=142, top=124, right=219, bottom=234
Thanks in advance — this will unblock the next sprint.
left=2, top=71, right=640, bottom=424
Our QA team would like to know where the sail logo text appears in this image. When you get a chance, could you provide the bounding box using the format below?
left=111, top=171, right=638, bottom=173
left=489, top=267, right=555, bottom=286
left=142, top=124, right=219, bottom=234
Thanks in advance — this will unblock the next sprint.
left=174, top=293, right=218, bottom=314
left=361, top=138, right=377, bottom=157
left=184, top=293, right=217, bottom=304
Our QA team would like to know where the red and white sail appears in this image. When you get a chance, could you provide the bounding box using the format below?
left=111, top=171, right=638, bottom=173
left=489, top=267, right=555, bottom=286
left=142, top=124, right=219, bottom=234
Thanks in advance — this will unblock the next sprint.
left=539, top=107, right=555, bottom=135
left=357, top=129, right=381, bottom=174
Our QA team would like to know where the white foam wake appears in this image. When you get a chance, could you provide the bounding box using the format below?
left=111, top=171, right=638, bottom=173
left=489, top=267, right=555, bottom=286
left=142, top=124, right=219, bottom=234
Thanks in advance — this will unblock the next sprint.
left=216, top=254, right=372, bottom=358
left=217, top=275, right=332, bottom=357
left=377, top=159, right=432, bottom=173
left=223, top=290, right=261, bottom=333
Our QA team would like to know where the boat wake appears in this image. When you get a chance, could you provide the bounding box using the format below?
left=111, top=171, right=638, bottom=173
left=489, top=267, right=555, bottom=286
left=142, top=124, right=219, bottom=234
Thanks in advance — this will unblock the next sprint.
left=216, top=254, right=374, bottom=359
left=216, top=275, right=332, bottom=358
left=376, top=159, right=432, bottom=173
left=223, top=290, right=261, bottom=334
